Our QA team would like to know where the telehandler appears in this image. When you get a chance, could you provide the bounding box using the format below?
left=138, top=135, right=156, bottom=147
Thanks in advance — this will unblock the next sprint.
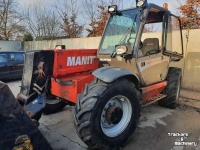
left=74, top=0, right=184, bottom=149
left=0, top=0, right=183, bottom=149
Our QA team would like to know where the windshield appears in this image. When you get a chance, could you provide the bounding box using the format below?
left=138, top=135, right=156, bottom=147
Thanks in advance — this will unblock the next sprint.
left=99, top=8, right=141, bottom=54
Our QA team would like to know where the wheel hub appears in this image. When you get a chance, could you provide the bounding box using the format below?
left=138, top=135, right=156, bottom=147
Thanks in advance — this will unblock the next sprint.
left=106, top=106, right=123, bottom=124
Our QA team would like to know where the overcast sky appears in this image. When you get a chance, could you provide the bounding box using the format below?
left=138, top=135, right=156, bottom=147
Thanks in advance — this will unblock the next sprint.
left=17, top=0, right=179, bottom=12
left=17, top=0, right=183, bottom=36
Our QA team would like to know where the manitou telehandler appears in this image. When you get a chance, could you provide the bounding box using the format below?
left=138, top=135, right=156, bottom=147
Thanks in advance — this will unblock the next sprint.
left=0, top=0, right=183, bottom=149
left=74, top=0, right=184, bottom=150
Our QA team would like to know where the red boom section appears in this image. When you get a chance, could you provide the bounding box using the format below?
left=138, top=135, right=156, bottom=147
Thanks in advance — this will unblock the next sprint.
left=51, top=49, right=99, bottom=103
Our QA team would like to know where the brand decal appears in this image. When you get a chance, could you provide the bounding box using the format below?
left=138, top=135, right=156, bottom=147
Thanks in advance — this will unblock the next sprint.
left=146, top=57, right=168, bottom=65
left=99, top=58, right=111, bottom=61
left=147, top=43, right=154, bottom=46
left=67, top=56, right=96, bottom=66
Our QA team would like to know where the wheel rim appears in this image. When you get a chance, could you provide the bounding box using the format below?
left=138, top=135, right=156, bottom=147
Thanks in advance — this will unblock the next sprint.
left=100, top=95, right=132, bottom=137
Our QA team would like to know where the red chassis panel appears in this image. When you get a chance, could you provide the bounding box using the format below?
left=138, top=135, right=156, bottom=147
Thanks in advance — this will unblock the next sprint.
left=51, top=49, right=99, bottom=103
left=140, top=81, right=167, bottom=103
left=53, top=49, right=98, bottom=77
left=51, top=74, right=95, bottom=103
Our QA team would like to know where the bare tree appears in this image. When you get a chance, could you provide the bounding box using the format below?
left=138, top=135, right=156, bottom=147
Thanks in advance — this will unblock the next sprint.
left=108, top=0, right=123, bottom=8
left=0, top=0, right=25, bottom=40
left=86, top=1, right=109, bottom=37
left=174, top=0, right=200, bottom=78
left=55, top=0, right=83, bottom=38
left=107, top=0, right=135, bottom=9
left=83, top=0, right=133, bottom=37
left=143, top=23, right=161, bottom=32
left=23, top=3, right=62, bottom=40
left=82, top=0, right=98, bottom=37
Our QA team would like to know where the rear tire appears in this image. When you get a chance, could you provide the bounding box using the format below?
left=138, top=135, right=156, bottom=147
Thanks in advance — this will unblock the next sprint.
left=43, top=98, right=67, bottom=114
left=74, top=78, right=141, bottom=150
left=159, top=67, right=182, bottom=108
left=43, top=82, right=67, bottom=114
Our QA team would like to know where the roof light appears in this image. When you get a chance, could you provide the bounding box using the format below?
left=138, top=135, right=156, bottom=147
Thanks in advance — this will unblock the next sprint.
left=108, top=5, right=117, bottom=14
left=137, top=0, right=145, bottom=7
left=108, top=7, right=115, bottom=12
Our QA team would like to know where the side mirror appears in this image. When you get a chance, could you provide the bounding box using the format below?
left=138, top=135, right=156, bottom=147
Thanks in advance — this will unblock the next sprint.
left=115, top=45, right=127, bottom=55
left=115, top=44, right=132, bottom=55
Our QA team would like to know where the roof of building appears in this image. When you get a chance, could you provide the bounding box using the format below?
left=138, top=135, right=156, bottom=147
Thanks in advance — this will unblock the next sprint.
left=0, top=50, right=24, bottom=53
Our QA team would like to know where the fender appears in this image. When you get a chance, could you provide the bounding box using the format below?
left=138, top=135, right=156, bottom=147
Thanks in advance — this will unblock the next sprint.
left=92, top=66, right=140, bottom=83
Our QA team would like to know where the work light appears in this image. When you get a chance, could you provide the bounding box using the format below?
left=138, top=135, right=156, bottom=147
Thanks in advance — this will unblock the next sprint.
left=108, top=5, right=117, bottom=14
left=137, top=0, right=145, bottom=7
left=136, top=0, right=148, bottom=8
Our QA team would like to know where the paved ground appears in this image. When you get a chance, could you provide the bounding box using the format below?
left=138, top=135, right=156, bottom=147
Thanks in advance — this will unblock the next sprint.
left=5, top=80, right=200, bottom=150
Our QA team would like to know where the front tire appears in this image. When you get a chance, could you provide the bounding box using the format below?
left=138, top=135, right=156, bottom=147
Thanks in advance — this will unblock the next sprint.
left=74, top=78, right=141, bottom=150
left=159, top=67, right=182, bottom=108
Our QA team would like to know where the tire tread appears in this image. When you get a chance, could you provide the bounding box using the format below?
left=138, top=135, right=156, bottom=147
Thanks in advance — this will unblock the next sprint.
left=159, top=67, right=181, bottom=108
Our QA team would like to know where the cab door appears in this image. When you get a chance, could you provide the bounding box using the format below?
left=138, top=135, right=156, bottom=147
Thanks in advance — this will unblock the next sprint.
left=0, top=52, right=10, bottom=80
left=136, top=7, right=170, bottom=85
left=162, top=14, right=183, bottom=59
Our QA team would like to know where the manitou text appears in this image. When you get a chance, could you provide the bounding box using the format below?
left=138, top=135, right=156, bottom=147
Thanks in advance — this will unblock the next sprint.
left=67, top=56, right=96, bottom=66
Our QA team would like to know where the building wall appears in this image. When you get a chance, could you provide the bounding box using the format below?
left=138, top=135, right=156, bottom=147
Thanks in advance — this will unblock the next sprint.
left=0, top=41, right=22, bottom=51
left=23, top=37, right=101, bottom=51
left=23, top=29, right=200, bottom=92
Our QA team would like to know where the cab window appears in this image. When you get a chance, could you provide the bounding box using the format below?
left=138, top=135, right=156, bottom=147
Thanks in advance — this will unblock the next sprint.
left=138, top=7, right=164, bottom=57
left=10, top=53, right=24, bottom=62
left=165, top=15, right=183, bottom=55
left=0, top=54, right=8, bottom=63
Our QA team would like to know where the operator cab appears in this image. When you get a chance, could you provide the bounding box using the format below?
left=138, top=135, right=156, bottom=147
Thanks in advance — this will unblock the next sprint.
left=98, top=2, right=183, bottom=60
left=97, top=1, right=183, bottom=85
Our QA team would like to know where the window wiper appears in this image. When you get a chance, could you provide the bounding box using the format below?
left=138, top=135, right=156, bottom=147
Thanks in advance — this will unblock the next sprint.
left=118, top=28, right=132, bottom=44
left=110, top=28, right=131, bottom=58
left=110, top=28, right=133, bottom=58
left=110, top=49, right=117, bottom=58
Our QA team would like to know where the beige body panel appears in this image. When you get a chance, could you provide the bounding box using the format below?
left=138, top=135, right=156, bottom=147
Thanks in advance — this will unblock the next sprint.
left=137, top=53, right=170, bottom=85
left=98, top=52, right=170, bottom=86
left=98, top=54, right=140, bottom=79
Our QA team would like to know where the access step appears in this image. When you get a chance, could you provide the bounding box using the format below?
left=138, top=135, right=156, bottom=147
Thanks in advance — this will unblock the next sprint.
left=142, top=94, right=167, bottom=107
